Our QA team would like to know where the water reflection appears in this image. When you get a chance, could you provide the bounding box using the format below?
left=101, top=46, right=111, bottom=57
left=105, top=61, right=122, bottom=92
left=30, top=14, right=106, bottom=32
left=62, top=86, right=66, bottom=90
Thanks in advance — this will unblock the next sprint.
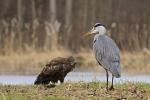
left=0, top=72, right=150, bottom=85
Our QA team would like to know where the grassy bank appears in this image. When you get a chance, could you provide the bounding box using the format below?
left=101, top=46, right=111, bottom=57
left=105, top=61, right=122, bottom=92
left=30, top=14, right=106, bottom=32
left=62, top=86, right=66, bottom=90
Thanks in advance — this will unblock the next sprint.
left=0, top=49, right=149, bottom=75
left=0, top=82, right=150, bottom=100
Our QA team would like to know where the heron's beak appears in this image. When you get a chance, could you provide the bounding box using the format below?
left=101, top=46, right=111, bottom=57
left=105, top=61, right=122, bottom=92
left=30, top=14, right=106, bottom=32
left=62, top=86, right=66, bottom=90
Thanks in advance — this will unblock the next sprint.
left=83, top=31, right=92, bottom=37
left=83, top=28, right=96, bottom=37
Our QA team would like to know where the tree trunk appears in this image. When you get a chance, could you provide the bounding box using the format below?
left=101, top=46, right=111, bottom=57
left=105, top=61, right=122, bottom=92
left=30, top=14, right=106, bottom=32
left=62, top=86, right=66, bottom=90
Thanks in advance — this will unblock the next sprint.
left=91, top=0, right=96, bottom=25
left=31, top=0, right=36, bottom=49
left=44, top=0, right=59, bottom=51
left=64, top=0, right=72, bottom=47
left=17, top=0, right=23, bottom=50
left=83, top=0, right=88, bottom=31
left=50, top=0, right=56, bottom=23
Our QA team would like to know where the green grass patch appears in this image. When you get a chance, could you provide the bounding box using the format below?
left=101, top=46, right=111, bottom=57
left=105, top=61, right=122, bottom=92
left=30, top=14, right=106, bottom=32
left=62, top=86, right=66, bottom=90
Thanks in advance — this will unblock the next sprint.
left=0, top=82, right=150, bottom=100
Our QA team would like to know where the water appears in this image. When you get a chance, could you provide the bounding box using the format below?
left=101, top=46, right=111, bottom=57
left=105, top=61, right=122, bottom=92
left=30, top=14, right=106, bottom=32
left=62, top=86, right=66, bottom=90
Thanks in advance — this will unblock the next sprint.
left=0, top=72, right=150, bottom=85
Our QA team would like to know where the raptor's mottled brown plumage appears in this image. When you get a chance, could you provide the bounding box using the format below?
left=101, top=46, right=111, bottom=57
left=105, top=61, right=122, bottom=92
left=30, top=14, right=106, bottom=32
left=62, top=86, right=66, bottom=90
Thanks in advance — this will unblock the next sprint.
left=34, top=56, right=76, bottom=85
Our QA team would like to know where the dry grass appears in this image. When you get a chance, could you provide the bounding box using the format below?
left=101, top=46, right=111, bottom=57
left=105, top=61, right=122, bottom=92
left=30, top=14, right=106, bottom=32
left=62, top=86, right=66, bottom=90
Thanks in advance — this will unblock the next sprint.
left=121, top=49, right=150, bottom=74
left=0, top=49, right=149, bottom=75
left=76, top=49, right=150, bottom=74
left=0, top=82, right=150, bottom=100
left=0, top=48, right=71, bottom=75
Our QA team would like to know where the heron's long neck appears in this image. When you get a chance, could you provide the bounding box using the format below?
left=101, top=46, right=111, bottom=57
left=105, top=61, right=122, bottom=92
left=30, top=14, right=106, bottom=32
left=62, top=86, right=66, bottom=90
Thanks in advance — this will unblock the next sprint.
left=93, top=32, right=106, bottom=43
left=94, top=34, right=100, bottom=43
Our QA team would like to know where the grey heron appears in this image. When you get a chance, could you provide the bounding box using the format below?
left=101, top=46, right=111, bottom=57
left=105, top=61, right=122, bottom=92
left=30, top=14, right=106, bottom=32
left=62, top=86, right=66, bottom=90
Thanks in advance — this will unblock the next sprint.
left=84, top=23, right=121, bottom=90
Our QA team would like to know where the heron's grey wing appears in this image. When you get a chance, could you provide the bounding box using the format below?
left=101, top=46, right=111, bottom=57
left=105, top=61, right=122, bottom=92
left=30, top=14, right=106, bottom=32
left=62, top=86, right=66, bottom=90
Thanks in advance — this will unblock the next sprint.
left=93, top=35, right=121, bottom=78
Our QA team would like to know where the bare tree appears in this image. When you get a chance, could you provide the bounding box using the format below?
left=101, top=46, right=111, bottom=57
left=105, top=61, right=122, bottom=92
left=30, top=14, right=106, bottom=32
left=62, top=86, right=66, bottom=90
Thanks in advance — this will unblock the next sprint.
left=0, top=0, right=149, bottom=52
left=83, top=0, right=88, bottom=31
left=44, top=0, right=60, bottom=50
left=64, top=0, right=72, bottom=47
left=31, top=0, right=36, bottom=49
left=91, top=0, right=96, bottom=25
left=17, top=0, right=23, bottom=50
left=50, top=0, right=56, bottom=23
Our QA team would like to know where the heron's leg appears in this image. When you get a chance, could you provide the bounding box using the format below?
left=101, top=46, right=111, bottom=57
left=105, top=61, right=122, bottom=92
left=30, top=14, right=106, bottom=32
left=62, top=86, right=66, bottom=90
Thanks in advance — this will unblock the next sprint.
left=105, top=69, right=109, bottom=90
left=109, top=75, right=114, bottom=90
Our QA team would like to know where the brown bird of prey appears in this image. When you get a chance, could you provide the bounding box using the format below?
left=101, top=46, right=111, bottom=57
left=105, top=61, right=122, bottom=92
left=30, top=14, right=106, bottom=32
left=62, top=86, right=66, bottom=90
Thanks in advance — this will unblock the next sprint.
left=34, top=56, right=76, bottom=85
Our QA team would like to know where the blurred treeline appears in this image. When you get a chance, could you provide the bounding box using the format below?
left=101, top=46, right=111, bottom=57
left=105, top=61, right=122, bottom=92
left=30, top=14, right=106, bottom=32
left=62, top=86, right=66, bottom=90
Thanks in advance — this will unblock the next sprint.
left=0, top=0, right=149, bottom=55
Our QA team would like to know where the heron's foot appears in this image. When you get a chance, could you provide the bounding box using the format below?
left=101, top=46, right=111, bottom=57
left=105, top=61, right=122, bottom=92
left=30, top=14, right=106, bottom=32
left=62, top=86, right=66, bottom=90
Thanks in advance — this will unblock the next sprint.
left=109, top=86, right=114, bottom=90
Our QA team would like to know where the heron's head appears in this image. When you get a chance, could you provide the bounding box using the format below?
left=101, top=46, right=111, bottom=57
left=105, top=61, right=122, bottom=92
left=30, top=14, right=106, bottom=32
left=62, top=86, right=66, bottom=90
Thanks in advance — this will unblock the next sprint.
left=84, top=23, right=107, bottom=36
